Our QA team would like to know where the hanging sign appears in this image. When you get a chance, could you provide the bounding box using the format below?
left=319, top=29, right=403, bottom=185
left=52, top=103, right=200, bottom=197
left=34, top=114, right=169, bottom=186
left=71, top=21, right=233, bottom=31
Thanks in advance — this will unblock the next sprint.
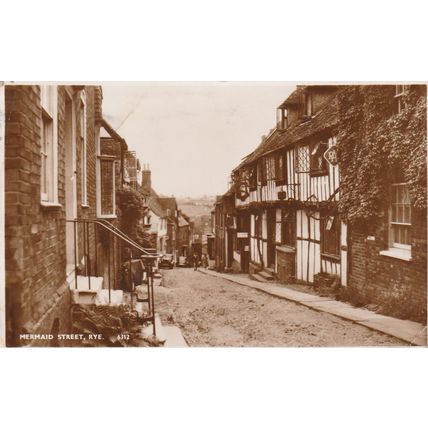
left=323, top=145, right=338, bottom=166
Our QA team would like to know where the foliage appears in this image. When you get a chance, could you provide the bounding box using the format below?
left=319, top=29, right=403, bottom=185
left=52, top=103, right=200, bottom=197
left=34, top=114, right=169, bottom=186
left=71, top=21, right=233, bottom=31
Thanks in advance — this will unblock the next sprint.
left=337, top=85, right=427, bottom=225
left=117, top=187, right=149, bottom=245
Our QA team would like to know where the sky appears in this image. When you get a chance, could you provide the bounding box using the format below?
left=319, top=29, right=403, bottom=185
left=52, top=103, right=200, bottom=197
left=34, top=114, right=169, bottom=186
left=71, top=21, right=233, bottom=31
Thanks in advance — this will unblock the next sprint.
left=101, top=83, right=295, bottom=198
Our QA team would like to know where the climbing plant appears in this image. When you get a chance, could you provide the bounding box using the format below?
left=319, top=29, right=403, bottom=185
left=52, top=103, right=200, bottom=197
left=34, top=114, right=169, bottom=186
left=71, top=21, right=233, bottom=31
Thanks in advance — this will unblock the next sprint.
left=117, top=187, right=150, bottom=246
left=336, top=85, right=427, bottom=226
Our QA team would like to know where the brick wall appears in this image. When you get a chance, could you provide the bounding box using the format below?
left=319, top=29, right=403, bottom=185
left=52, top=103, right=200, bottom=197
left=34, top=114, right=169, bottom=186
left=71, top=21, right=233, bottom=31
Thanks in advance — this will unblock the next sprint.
left=347, top=208, right=427, bottom=324
left=4, top=85, right=104, bottom=346
left=5, top=85, right=70, bottom=345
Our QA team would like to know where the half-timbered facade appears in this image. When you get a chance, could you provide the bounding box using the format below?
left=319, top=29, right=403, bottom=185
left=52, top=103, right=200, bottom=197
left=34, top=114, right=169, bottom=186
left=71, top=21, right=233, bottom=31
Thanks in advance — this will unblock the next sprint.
left=227, top=84, right=426, bottom=323
left=232, top=85, right=346, bottom=286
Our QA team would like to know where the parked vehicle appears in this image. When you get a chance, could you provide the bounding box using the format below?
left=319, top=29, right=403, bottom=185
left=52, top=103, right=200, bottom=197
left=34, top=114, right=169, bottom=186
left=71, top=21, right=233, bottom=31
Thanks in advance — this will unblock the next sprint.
left=159, top=254, right=175, bottom=269
left=177, top=255, right=191, bottom=267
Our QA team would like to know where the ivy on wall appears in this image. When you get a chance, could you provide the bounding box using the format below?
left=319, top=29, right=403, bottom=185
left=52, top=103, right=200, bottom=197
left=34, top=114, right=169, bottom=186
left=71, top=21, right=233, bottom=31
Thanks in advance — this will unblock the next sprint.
left=336, top=85, right=427, bottom=225
left=117, top=187, right=150, bottom=247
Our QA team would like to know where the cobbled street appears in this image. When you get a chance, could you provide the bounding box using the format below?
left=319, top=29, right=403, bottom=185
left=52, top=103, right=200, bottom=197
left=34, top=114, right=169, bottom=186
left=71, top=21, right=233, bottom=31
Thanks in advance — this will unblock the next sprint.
left=155, top=268, right=405, bottom=347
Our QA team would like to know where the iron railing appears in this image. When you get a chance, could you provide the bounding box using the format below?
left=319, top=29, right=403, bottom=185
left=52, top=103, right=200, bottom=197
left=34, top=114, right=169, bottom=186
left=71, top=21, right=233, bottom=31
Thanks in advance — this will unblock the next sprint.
left=66, top=217, right=159, bottom=336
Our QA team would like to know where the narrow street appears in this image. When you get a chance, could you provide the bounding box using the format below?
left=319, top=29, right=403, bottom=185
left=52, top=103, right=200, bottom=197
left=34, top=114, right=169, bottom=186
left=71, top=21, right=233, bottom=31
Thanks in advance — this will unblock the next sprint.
left=155, top=268, right=404, bottom=347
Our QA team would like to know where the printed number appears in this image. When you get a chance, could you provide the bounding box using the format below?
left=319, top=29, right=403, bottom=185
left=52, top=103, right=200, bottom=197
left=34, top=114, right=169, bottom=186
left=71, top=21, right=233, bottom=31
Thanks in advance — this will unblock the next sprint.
left=117, top=334, right=130, bottom=340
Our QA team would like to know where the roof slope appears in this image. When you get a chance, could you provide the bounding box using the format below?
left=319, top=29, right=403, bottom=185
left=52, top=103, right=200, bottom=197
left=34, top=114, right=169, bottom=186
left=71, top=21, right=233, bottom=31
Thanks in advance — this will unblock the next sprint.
left=234, top=87, right=341, bottom=171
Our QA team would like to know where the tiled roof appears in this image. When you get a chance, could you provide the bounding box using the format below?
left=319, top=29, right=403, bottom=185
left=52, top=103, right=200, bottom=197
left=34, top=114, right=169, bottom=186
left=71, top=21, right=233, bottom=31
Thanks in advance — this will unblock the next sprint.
left=278, top=85, right=306, bottom=107
left=158, top=197, right=177, bottom=215
left=234, top=87, right=340, bottom=170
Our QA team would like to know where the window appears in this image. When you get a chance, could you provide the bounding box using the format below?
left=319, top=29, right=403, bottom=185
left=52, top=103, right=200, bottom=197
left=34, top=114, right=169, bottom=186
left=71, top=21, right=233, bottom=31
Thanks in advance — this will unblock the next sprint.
left=300, top=91, right=313, bottom=118
left=310, top=141, right=329, bottom=176
left=305, top=92, right=313, bottom=117
left=321, top=215, right=340, bottom=257
left=254, top=214, right=263, bottom=238
left=274, top=151, right=288, bottom=184
left=296, top=145, right=310, bottom=173
left=277, top=107, right=288, bottom=130
left=79, top=92, right=88, bottom=206
left=275, top=209, right=295, bottom=246
left=99, top=157, right=116, bottom=216
left=258, top=159, right=267, bottom=185
left=265, top=156, right=275, bottom=181
left=40, top=85, right=58, bottom=203
left=249, top=164, right=257, bottom=190
left=390, top=183, right=411, bottom=249
left=394, top=85, right=406, bottom=114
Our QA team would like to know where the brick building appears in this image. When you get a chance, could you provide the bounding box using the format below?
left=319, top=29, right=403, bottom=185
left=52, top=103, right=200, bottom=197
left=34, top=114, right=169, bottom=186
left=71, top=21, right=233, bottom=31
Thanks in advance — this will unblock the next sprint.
left=3, top=84, right=148, bottom=346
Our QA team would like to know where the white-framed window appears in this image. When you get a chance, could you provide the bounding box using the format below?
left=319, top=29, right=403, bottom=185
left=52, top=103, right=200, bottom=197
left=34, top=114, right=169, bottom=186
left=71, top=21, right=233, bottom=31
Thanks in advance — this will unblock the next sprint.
left=390, top=183, right=411, bottom=250
left=276, top=107, right=288, bottom=130
left=394, top=85, right=406, bottom=114
left=79, top=91, right=88, bottom=206
left=40, top=85, right=58, bottom=204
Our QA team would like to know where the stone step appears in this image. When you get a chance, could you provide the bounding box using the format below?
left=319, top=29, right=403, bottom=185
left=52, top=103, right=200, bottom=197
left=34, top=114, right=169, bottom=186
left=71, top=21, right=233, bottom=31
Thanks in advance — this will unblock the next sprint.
left=250, top=273, right=269, bottom=283
left=70, top=275, right=104, bottom=291
left=264, top=267, right=276, bottom=276
left=258, top=270, right=274, bottom=280
left=70, top=276, right=104, bottom=304
left=94, top=290, right=124, bottom=306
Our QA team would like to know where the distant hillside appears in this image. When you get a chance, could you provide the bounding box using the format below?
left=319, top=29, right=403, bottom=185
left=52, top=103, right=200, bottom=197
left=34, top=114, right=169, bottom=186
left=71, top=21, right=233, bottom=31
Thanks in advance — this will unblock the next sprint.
left=177, top=196, right=215, bottom=219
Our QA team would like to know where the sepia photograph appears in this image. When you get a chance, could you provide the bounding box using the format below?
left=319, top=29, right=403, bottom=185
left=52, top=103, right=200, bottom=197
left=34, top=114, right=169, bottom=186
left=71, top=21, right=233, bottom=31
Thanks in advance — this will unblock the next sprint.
left=1, top=82, right=426, bottom=347
left=1, top=2, right=428, bottom=428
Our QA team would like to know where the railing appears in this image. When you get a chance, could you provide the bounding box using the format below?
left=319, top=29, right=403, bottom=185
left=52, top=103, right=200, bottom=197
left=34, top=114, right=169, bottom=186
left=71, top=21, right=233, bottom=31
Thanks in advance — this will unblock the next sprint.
left=66, top=217, right=159, bottom=336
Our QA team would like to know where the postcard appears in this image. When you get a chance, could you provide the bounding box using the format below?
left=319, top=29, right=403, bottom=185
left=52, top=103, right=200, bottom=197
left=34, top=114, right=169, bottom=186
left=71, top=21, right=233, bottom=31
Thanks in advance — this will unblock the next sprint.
left=1, top=82, right=426, bottom=347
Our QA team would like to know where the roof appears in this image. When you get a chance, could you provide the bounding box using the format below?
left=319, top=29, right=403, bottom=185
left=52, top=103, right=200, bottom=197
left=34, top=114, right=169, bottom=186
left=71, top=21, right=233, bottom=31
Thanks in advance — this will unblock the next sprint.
left=144, top=187, right=166, bottom=217
left=158, top=197, right=177, bottom=214
left=234, top=87, right=341, bottom=170
left=178, top=216, right=189, bottom=227
left=100, top=118, right=128, bottom=150
left=278, top=86, right=306, bottom=107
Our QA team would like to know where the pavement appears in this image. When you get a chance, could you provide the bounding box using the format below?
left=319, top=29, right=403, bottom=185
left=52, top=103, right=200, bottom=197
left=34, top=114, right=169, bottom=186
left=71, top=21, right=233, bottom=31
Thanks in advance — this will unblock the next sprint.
left=142, top=313, right=188, bottom=348
left=200, top=269, right=427, bottom=346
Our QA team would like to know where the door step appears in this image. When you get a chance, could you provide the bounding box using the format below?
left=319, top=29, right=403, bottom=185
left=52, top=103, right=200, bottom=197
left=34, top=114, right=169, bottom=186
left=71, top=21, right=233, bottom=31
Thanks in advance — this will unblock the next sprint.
left=250, top=273, right=269, bottom=283
left=258, top=270, right=275, bottom=281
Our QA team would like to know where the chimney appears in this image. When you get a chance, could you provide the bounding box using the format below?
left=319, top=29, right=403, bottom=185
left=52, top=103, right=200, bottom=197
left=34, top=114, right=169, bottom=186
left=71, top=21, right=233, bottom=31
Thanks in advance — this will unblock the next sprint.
left=142, top=164, right=151, bottom=192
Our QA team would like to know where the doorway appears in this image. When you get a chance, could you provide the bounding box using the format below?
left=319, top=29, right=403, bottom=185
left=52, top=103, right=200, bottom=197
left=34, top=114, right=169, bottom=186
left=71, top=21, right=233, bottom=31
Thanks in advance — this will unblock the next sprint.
left=267, top=208, right=276, bottom=268
left=64, top=94, right=77, bottom=274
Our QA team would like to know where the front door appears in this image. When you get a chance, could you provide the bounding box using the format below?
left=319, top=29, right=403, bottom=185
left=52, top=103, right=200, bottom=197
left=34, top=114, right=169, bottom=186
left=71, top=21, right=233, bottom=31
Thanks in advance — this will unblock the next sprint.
left=267, top=208, right=276, bottom=268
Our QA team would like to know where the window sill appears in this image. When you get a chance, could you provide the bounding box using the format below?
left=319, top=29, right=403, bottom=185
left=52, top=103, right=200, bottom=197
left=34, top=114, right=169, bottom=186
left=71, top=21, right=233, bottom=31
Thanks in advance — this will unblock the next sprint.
left=321, top=252, right=341, bottom=262
left=310, top=170, right=329, bottom=177
left=81, top=204, right=90, bottom=209
left=379, top=248, right=412, bottom=261
left=97, top=214, right=117, bottom=219
left=276, top=245, right=296, bottom=254
left=40, top=201, right=62, bottom=209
